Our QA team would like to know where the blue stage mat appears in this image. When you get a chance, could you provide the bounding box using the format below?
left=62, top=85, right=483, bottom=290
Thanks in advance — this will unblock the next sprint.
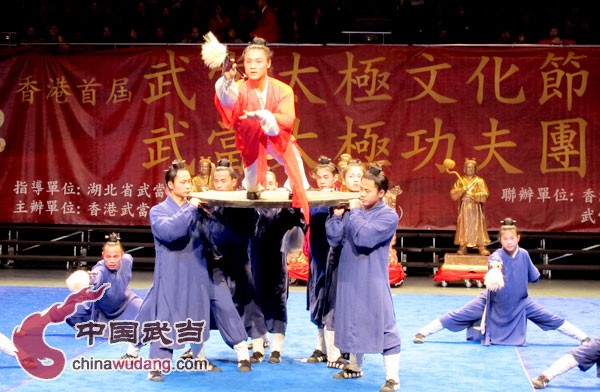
left=0, top=287, right=598, bottom=391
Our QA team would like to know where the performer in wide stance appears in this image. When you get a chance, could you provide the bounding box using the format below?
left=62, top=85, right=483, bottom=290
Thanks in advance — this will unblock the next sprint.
left=65, top=233, right=142, bottom=330
left=413, top=218, right=590, bottom=347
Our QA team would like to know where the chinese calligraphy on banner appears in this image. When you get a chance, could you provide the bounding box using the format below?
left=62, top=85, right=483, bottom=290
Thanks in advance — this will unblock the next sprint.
left=0, top=45, right=598, bottom=232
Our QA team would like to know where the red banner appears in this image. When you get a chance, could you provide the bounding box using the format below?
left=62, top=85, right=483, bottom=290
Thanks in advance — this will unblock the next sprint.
left=0, top=45, right=598, bottom=232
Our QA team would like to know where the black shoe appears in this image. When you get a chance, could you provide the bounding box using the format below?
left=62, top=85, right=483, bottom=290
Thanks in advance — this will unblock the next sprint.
left=180, top=348, right=193, bottom=360
left=178, top=350, right=222, bottom=372
left=380, top=379, right=400, bottom=392
left=148, top=370, right=164, bottom=382
left=237, top=359, right=252, bottom=372
left=268, top=351, right=281, bottom=364
left=333, top=366, right=363, bottom=379
left=250, top=351, right=264, bottom=364
left=413, top=333, right=426, bottom=343
left=204, top=359, right=223, bottom=372
left=327, top=356, right=348, bottom=369
left=187, top=358, right=223, bottom=372
left=532, top=375, right=549, bottom=389
left=306, top=349, right=326, bottom=363
left=120, top=353, right=137, bottom=360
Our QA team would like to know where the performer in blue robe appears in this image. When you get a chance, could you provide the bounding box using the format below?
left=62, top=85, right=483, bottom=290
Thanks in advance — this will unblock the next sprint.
left=245, top=170, right=302, bottom=363
left=66, top=233, right=141, bottom=329
left=326, top=166, right=401, bottom=392
left=177, top=160, right=254, bottom=371
left=414, top=218, right=590, bottom=347
left=251, top=204, right=303, bottom=363
left=304, top=156, right=339, bottom=365
left=203, top=159, right=267, bottom=365
left=136, top=160, right=211, bottom=382
left=199, top=204, right=254, bottom=371
left=321, top=158, right=364, bottom=368
left=66, top=233, right=142, bottom=330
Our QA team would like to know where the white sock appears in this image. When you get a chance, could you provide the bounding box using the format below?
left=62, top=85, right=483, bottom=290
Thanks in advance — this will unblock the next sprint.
left=419, top=319, right=444, bottom=337
left=126, top=343, right=140, bottom=357
left=271, top=333, right=285, bottom=353
left=383, top=352, right=400, bottom=384
left=324, top=327, right=341, bottom=361
left=316, top=328, right=325, bottom=353
left=348, top=353, right=364, bottom=372
left=542, top=354, right=579, bottom=381
left=557, top=321, right=589, bottom=342
left=0, top=333, right=16, bottom=357
left=251, top=337, right=265, bottom=355
left=234, top=341, right=250, bottom=361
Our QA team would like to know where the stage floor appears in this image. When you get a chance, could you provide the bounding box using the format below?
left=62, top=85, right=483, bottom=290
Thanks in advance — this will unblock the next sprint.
left=1, top=269, right=599, bottom=391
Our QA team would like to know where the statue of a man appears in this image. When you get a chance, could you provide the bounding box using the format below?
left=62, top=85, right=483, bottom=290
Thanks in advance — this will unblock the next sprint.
left=450, top=158, right=490, bottom=256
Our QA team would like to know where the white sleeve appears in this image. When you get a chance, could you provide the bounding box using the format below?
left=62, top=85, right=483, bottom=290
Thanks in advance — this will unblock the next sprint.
left=215, top=76, right=239, bottom=109
left=255, top=109, right=280, bottom=136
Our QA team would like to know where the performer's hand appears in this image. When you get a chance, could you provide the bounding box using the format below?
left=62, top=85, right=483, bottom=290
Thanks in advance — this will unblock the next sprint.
left=484, top=267, right=505, bottom=291
left=332, top=206, right=346, bottom=216
left=349, top=199, right=362, bottom=209
left=222, top=57, right=237, bottom=81
left=188, top=197, right=201, bottom=208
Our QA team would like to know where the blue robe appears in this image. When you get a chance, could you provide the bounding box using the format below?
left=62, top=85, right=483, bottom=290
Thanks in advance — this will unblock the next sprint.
left=326, top=200, right=400, bottom=354
left=199, top=206, right=251, bottom=346
left=251, top=207, right=302, bottom=335
left=307, top=206, right=330, bottom=327
left=67, top=254, right=142, bottom=327
left=136, top=196, right=211, bottom=356
left=204, top=206, right=267, bottom=339
left=441, top=247, right=564, bottom=346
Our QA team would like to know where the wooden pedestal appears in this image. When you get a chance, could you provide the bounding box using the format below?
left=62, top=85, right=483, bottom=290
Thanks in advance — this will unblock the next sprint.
left=433, top=254, right=489, bottom=287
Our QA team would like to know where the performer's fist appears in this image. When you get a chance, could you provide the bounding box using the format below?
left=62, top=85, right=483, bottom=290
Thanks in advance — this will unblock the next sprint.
left=222, top=56, right=237, bottom=80
left=484, top=268, right=505, bottom=291
left=349, top=199, right=362, bottom=209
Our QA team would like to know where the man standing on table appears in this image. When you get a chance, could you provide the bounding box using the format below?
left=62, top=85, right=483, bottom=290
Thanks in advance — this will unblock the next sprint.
left=213, top=36, right=310, bottom=223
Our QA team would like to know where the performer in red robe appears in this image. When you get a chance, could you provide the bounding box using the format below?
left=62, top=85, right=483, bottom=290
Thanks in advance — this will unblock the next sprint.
left=214, top=37, right=310, bottom=223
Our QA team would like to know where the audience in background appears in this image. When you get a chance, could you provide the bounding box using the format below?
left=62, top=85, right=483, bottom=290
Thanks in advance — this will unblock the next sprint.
left=3, top=0, right=597, bottom=46
left=538, top=25, right=576, bottom=45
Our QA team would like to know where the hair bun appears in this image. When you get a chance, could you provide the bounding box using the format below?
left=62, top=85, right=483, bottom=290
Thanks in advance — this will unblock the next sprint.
left=501, top=217, right=517, bottom=226
left=318, top=155, right=331, bottom=165
left=367, top=164, right=383, bottom=176
left=171, top=159, right=186, bottom=170
left=217, top=158, right=232, bottom=168
left=106, top=232, right=121, bottom=242
left=251, top=37, right=268, bottom=46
